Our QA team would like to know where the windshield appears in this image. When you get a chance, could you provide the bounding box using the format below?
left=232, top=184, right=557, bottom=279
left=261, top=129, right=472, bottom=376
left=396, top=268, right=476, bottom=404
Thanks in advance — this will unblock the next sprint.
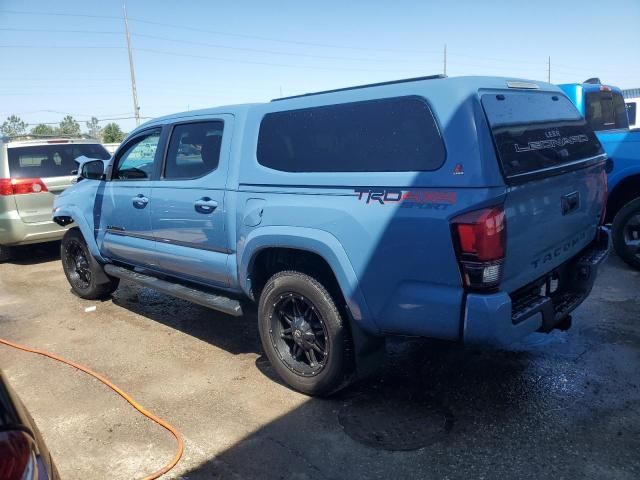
left=8, top=143, right=110, bottom=178
left=482, top=91, right=604, bottom=179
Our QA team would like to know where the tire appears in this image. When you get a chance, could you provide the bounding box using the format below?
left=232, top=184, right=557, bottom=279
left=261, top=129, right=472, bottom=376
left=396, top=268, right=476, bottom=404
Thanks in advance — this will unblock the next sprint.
left=612, top=197, right=640, bottom=270
left=258, top=270, right=353, bottom=396
left=0, top=245, right=14, bottom=262
left=61, top=229, right=119, bottom=299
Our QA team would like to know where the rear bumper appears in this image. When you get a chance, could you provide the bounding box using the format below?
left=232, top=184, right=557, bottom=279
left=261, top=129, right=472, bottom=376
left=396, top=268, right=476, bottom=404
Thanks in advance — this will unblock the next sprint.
left=463, top=227, right=610, bottom=345
left=0, top=211, right=67, bottom=246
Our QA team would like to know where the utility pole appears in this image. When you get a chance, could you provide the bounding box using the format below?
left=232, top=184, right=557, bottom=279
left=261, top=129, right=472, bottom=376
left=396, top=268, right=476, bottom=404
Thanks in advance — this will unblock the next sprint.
left=123, top=3, right=141, bottom=126
left=547, top=56, right=551, bottom=83
left=443, top=44, right=447, bottom=76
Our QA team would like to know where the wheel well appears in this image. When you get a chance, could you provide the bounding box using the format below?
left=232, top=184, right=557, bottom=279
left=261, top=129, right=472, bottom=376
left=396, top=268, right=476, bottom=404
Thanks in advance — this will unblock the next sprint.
left=53, top=215, right=74, bottom=227
left=249, top=248, right=346, bottom=307
left=607, top=175, right=640, bottom=223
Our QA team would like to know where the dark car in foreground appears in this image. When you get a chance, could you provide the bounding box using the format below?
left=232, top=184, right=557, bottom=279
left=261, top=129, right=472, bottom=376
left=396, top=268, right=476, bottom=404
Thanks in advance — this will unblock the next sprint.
left=0, top=370, right=59, bottom=479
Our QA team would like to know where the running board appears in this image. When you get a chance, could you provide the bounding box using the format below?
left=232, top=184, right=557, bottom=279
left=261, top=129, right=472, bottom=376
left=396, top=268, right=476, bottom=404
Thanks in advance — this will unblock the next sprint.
left=104, top=264, right=243, bottom=317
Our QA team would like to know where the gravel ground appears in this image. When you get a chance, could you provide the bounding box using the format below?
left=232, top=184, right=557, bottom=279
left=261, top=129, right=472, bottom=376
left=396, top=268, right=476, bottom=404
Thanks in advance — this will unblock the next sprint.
left=0, top=242, right=639, bottom=479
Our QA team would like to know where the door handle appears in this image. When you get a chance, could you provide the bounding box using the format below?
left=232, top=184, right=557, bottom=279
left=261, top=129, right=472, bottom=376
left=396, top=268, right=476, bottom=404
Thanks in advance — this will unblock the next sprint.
left=194, top=197, right=218, bottom=214
left=132, top=194, right=149, bottom=209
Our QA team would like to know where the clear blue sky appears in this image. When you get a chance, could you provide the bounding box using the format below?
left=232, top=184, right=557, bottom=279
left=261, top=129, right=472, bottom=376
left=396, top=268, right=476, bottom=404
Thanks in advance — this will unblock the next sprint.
left=1, top=0, right=639, bottom=133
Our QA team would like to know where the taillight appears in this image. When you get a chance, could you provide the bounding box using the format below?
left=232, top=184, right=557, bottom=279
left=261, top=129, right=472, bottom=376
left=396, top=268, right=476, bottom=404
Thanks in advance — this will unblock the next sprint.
left=451, top=206, right=506, bottom=290
left=0, top=431, right=34, bottom=480
left=0, top=178, right=48, bottom=196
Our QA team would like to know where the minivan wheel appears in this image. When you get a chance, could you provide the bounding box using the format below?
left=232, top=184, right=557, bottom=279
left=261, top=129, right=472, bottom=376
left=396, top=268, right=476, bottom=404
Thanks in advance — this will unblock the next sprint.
left=0, top=245, right=14, bottom=262
left=612, top=197, right=640, bottom=270
left=61, top=229, right=119, bottom=299
left=258, top=271, right=353, bottom=396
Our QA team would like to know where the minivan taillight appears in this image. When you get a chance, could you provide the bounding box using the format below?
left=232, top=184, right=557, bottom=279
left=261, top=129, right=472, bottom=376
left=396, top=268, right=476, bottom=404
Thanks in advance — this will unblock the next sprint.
left=0, top=178, right=48, bottom=196
left=451, top=206, right=506, bottom=290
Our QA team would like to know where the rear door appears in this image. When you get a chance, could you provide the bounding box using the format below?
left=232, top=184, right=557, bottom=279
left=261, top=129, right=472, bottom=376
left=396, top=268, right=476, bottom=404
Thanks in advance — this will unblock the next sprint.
left=482, top=90, right=607, bottom=292
left=6, top=142, right=110, bottom=223
left=150, top=118, right=231, bottom=286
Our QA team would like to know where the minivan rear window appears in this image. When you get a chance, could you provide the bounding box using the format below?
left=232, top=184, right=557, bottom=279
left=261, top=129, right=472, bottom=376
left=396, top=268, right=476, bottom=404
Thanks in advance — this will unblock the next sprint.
left=8, top=143, right=110, bottom=178
left=257, top=96, right=446, bottom=172
left=482, top=92, right=604, bottom=179
left=585, top=91, right=628, bottom=131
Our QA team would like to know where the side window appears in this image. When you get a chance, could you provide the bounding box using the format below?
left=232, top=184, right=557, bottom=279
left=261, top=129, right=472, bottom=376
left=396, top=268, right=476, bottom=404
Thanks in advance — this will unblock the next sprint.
left=164, top=121, right=224, bottom=179
left=113, top=131, right=161, bottom=180
left=257, top=96, right=445, bottom=173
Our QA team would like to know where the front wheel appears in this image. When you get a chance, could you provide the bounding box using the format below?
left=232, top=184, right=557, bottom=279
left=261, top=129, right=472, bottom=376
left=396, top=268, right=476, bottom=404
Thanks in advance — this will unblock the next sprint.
left=612, top=197, right=640, bottom=270
left=61, top=229, right=119, bottom=299
left=258, top=271, right=353, bottom=396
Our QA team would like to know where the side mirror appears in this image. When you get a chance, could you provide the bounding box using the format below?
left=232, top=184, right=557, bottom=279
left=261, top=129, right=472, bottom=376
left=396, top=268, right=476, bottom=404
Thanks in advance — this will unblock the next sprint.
left=80, top=160, right=106, bottom=181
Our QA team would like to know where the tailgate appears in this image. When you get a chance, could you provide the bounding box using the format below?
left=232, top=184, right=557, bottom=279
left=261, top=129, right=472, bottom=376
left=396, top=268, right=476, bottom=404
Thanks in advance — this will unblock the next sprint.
left=481, top=89, right=607, bottom=292
left=501, top=163, right=605, bottom=291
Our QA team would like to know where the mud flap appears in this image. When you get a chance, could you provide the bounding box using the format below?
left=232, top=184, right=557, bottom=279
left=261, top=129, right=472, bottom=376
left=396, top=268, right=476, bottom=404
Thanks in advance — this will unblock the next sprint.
left=348, top=314, right=386, bottom=381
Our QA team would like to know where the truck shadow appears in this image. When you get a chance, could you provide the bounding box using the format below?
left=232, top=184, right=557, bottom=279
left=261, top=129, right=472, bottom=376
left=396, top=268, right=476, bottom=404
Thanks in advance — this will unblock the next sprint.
left=4, top=241, right=61, bottom=265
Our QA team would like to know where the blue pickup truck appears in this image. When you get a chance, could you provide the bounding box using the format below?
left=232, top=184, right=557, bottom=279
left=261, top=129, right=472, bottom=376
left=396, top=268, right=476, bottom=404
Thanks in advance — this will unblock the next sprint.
left=53, top=76, right=609, bottom=395
left=560, top=80, right=640, bottom=269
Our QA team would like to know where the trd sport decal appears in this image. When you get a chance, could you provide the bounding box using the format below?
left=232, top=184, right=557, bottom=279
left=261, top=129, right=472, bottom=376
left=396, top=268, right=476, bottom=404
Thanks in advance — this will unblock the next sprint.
left=354, top=189, right=456, bottom=209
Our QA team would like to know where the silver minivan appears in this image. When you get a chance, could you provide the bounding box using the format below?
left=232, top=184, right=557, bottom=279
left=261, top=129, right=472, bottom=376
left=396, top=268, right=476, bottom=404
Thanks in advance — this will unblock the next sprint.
left=0, top=135, right=110, bottom=261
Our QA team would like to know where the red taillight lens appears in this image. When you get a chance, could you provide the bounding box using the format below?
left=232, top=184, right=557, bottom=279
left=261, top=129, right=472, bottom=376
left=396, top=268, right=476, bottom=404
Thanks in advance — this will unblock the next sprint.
left=453, top=207, right=505, bottom=261
left=0, top=431, right=34, bottom=480
left=451, top=206, right=506, bottom=290
left=0, top=178, right=48, bottom=196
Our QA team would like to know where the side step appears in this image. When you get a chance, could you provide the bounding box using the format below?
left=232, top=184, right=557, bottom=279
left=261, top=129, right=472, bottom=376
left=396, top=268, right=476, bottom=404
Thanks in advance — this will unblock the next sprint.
left=104, top=264, right=243, bottom=317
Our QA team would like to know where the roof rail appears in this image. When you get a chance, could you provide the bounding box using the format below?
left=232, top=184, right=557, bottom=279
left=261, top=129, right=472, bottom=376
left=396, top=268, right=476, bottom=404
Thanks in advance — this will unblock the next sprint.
left=272, top=74, right=447, bottom=102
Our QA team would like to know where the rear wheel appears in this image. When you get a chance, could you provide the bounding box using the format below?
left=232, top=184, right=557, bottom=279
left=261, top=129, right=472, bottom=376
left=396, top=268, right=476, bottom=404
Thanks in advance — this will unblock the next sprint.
left=258, top=271, right=353, bottom=396
left=612, top=197, right=640, bottom=270
left=61, top=229, right=119, bottom=299
left=0, top=245, right=14, bottom=262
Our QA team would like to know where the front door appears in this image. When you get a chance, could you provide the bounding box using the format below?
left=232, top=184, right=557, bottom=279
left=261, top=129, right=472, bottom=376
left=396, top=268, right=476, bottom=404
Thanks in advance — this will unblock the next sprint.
left=100, top=128, right=162, bottom=267
left=150, top=118, right=232, bottom=286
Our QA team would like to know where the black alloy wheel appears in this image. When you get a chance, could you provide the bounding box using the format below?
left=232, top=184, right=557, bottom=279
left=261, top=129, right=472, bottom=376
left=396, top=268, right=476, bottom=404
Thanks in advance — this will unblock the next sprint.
left=269, top=293, right=329, bottom=377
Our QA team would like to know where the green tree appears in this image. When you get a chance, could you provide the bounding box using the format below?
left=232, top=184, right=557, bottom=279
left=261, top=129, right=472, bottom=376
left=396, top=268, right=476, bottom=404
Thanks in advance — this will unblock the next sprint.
left=0, top=115, right=27, bottom=136
left=85, top=116, right=102, bottom=140
left=102, top=122, right=125, bottom=143
left=30, top=124, right=56, bottom=136
left=58, top=115, right=81, bottom=136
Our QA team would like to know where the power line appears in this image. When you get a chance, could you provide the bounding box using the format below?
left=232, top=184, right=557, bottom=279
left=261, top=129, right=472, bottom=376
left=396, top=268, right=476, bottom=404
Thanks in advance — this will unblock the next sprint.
left=0, top=8, right=440, bottom=55
left=0, top=45, right=125, bottom=49
left=131, top=33, right=425, bottom=64
left=0, top=27, right=122, bottom=34
left=133, top=47, right=422, bottom=74
left=0, top=9, right=121, bottom=20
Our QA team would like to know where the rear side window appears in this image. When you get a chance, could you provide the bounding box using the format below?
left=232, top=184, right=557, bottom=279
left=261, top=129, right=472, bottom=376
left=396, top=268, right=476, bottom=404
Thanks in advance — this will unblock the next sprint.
left=482, top=92, right=604, bottom=179
left=257, top=96, right=445, bottom=172
left=7, top=144, right=110, bottom=179
left=585, top=91, right=628, bottom=131
left=164, top=121, right=224, bottom=179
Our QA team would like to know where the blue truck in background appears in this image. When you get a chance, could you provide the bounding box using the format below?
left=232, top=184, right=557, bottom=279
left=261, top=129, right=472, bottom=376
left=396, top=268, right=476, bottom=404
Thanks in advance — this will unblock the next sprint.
left=560, top=80, right=640, bottom=269
left=53, top=75, right=609, bottom=395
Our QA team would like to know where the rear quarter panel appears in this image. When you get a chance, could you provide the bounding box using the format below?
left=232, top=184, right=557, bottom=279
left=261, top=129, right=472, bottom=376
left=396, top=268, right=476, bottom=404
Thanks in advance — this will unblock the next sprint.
left=231, top=79, right=513, bottom=339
